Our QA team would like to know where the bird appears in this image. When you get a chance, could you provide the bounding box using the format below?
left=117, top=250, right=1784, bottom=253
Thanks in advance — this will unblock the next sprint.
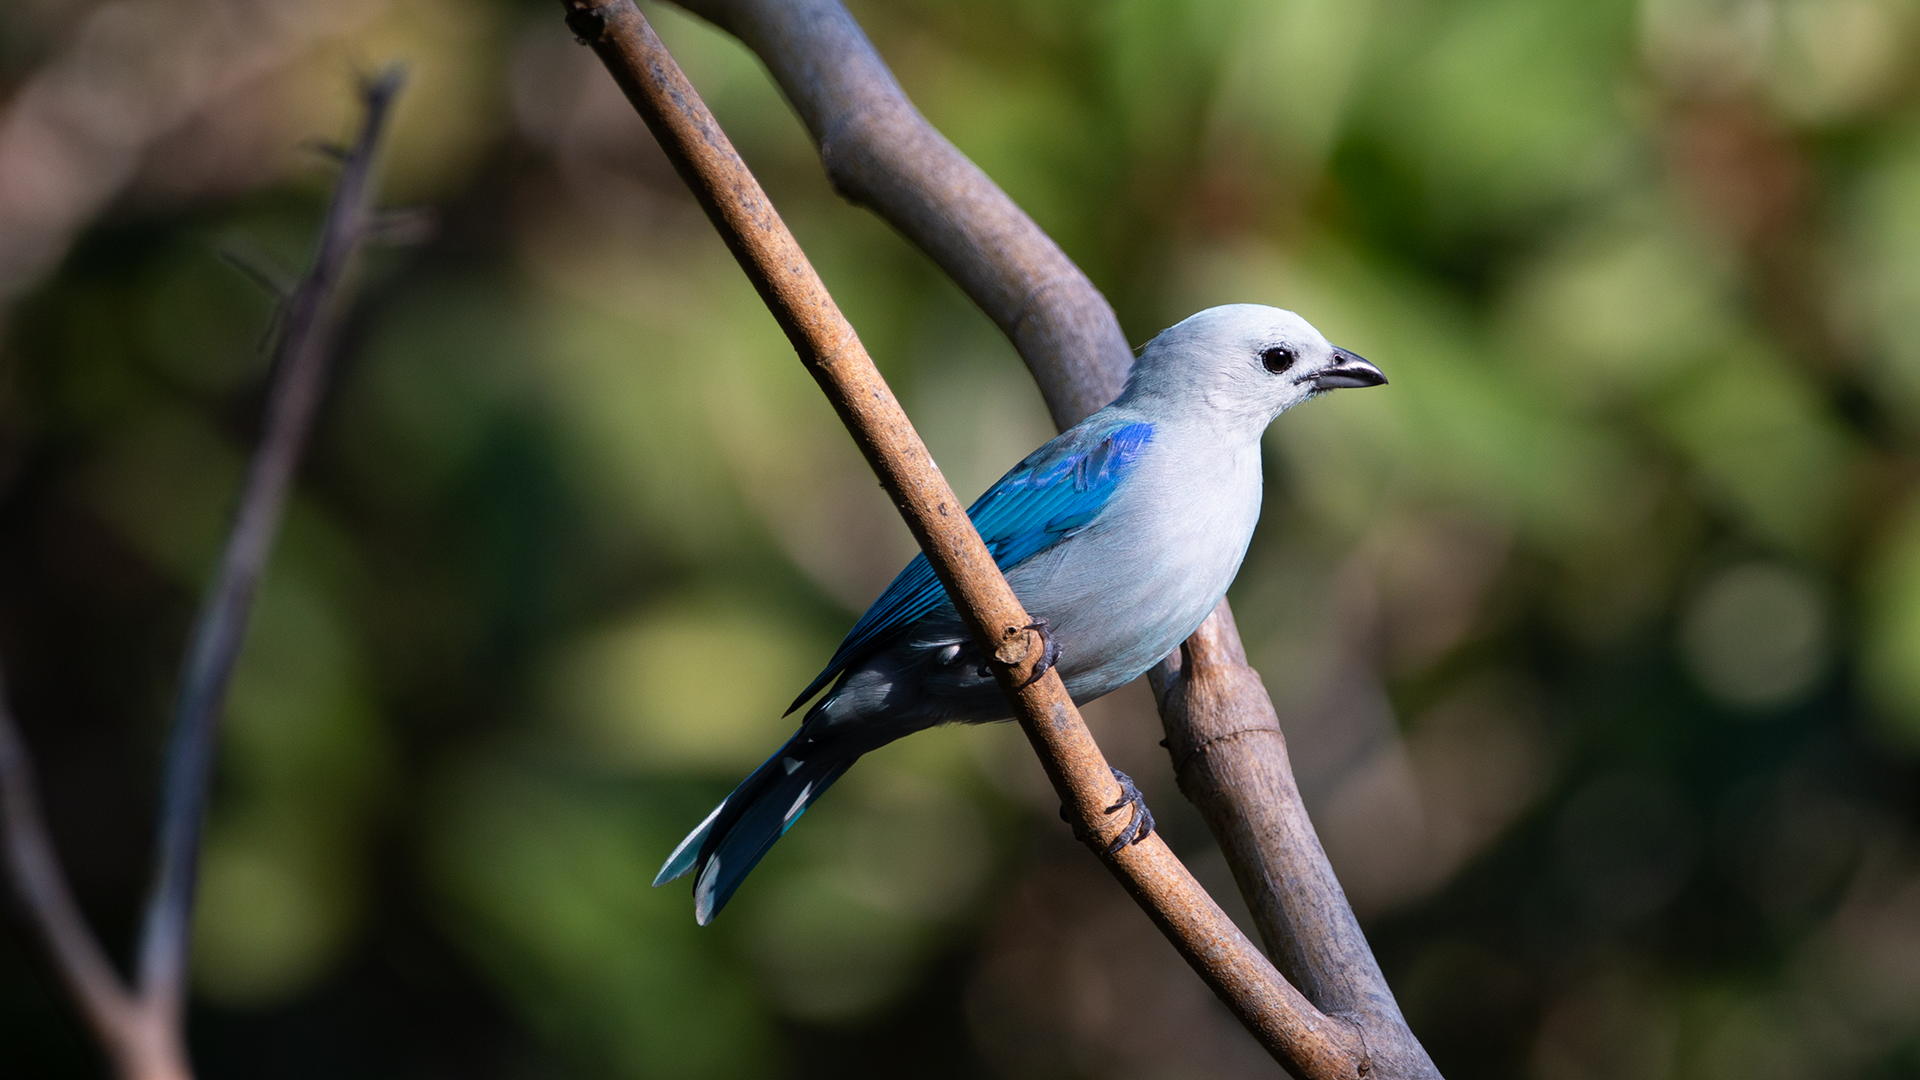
left=655, top=303, right=1385, bottom=924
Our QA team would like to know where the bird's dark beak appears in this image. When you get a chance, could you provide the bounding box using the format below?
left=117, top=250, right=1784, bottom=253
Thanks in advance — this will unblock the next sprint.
left=1309, top=347, right=1387, bottom=390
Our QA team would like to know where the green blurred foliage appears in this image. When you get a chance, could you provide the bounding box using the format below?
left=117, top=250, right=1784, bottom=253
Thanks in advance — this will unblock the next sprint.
left=6, top=0, right=1920, bottom=1077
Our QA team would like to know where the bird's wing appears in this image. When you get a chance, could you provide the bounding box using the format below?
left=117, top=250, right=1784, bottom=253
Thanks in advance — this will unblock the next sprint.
left=786, top=418, right=1156, bottom=713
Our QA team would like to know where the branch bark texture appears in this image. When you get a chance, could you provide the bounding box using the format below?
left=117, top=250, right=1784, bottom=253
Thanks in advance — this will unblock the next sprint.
left=1153, top=604, right=1438, bottom=1078
left=560, top=4, right=1366, bottom=1075
left=0, top=72, right=403, bottom=1080
left=671, top=0, right=1131, bottom=433
left=656, top=1, right=1441, bottom=1076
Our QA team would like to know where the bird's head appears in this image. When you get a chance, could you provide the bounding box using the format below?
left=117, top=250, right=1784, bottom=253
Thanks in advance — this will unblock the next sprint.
left=1120, top=304, right=1385, bottom=437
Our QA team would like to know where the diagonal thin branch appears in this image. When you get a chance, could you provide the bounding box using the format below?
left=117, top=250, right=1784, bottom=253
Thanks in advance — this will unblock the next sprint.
left=0, top=72, right=404, bottom=1080
left=559, top=3, right=1366, bottom=1076
left=134, top=64, right=404, bottom=1028
left=651, top=1, right=1440, bottom=1075
left=0, top=676, right=140, bottom=1054
left=1151, top=604, right=1441, bottom=1077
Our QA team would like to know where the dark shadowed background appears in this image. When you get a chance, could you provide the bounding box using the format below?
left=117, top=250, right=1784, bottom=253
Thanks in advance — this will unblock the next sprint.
left=5, top=0, right=1920, bottom=1077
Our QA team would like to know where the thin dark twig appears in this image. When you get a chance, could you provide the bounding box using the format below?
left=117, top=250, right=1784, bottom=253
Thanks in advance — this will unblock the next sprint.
left=134, top=65, right=405, bottom=1026
left=0, top=674, right=138, bottom=1051
left=0, top=71, right=405, bottom=1080
left=215, top=247, right=294, bottom=301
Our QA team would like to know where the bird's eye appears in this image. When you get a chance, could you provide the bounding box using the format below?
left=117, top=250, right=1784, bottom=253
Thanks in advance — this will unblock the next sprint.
left=1261, top=346, right=1296, bottom=374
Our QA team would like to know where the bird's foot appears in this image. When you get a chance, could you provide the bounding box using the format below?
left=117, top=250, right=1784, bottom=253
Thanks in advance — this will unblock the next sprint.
left=1104, top=767, right=1155, bottom=852
left=1017, top=617, right=1061, bottom=689
left=1058, top=767, right=1155, bottom=853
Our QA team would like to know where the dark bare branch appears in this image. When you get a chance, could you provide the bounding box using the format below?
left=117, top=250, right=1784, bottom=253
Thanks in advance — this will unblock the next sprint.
left=0, top=71, right=405, bottom=1080
left=0, top=676, right=140, bottom=1056
left=558, top=4, right=1367, bottom=1075
left=134, top=65, right=404, bottom=1031
left=653, top=2, right=1441, bottom=1075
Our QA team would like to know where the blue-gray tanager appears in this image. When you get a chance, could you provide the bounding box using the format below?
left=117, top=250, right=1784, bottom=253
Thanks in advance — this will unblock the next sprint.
left=656, top=304, right=1385, bottom=923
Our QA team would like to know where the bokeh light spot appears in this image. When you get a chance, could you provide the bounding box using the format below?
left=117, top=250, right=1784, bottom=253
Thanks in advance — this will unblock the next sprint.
left=1680, top=561, right=1828, bottom=710
left=550, top=602, right=823, bottom=772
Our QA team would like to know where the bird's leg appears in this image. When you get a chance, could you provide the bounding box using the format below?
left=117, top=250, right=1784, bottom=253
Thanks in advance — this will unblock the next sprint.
left=1016, top=616, right=1060, bottom=688
left=1057, top=767, right=1155, bottom=853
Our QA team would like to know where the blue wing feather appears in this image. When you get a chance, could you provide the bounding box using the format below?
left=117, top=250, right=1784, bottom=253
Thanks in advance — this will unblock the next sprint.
left=786, top=419, right=1154, bottom=713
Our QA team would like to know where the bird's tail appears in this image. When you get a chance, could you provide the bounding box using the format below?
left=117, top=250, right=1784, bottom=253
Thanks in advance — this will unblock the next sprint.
left=653, top=731, right=854, bottom=924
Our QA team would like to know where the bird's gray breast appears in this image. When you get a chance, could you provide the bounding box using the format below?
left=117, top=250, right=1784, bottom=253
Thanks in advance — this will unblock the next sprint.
left=810, top=427, right=1263, bottom=743
left=806, top=424, right=1267, bottom=745
left=1014, top=429, right=1263, bottom=701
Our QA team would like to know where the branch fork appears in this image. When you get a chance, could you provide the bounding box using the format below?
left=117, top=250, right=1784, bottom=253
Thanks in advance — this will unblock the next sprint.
left=561, top=3, right=1390, bottom=1075
left=0, top=72, right=404, bottom=1080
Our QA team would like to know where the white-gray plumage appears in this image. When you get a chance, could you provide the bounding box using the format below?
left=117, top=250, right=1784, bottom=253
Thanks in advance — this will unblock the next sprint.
left=657, top=304, right=1386, bottom=923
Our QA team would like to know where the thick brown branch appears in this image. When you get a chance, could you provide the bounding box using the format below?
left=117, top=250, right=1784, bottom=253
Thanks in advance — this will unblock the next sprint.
left=560, top=3, right=1365, bottom=1075
left=1153, top=605, right=1436, bottom=1078
left=671, top=0, right=1131, bottom=433
left=657, top=2, right=1440, bottom=1075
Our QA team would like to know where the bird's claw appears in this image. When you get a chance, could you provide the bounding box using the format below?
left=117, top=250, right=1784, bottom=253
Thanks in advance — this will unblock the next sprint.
left=1104, top=767, right=1155, bottom=852
left=1017, top=617, right=1061, bottom=689
left=1058, top=766, right=1155, bottom=853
